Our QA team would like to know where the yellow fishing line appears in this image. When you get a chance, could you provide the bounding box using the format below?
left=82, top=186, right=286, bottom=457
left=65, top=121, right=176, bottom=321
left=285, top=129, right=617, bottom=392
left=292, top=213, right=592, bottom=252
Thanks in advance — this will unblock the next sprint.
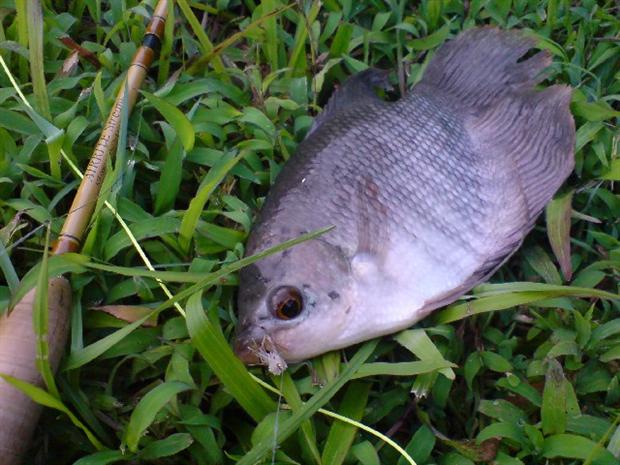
left=250, top=373, right=417, bottom=465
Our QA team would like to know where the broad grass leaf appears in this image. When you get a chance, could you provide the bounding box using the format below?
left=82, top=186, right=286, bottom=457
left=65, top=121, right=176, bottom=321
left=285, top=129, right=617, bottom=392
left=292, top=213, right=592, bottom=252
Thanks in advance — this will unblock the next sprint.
left=64, top=311, right=156, bottom=370
left=142, top=91, right=194, bottom=152
left=608, top=424, right=620, bottom=459
left=179, top=154, right=242, bottom=253
left=26, top=0, right=50, bottom=119
left=546, top=190, right=573, bottom=280
left=175, top=0, right=226, bottom=75
left=478, top=399, right=527, bottom=424
left=601, top=159, right=620, bottom=181
left=352, top=441, right=381, bottom=465
left=84, top=261, right=206, bottom=283
left=395, top=328, right=455, bottom=379
left=103, top=217, right=181, bottom=260
left=0, top=109, right=38, bottom=135
left=185, top=291, right=275, bottom=422
left=523, top=246, right=562, bottom=284
left=480, top=351, right=512, bottom=373
left=279, top=372, right=322, bottom=465
left=139, top=433, right=194, bottom=459
left=436, top=282, right=619, bottom=324
left=154, top=137, right=185, bottom=214
left=408, top=22, right=451, bottom=50
left=8, top=253, right=88, bottom=312
left=73, top=450, right=130, bottom=465
left=237, top=340, right=378, bottom=465
left=0, top=238, right=18, bottom=293
left=287, top=2, right=320, bottom=77
left=33, top=227, right=59, bottom=397
left=124, top=381, right=192, bottom=452
left=542, top=359, right=567, bottom=435
left=566, top=414, right=613, bottom=440
left=575, top=121, right=603, bottom=153
left=477, top=422, right=527, bottom=445
left=400, top=425, right=435, bottom=465
left=0, top=374, right=103, bottom=449
left=73, top=450, right=129, bottom=465
left=352, top=359, right=455, bottom=379
left=600, top=345, right=620, bottom=363
left=542, top=434, right=617, bottom=465
left=322, top=382, right=371, bottom=465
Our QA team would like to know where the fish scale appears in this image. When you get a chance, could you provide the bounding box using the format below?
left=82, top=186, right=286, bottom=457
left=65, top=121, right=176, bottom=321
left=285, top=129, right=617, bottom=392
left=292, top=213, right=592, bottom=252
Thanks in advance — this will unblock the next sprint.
left=235, top=27, right=575, bottom=371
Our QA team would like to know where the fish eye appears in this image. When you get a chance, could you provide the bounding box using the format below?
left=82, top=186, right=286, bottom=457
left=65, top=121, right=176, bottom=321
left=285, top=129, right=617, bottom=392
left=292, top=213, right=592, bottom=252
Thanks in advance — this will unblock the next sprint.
left=270, top=286, right=303, bottom=320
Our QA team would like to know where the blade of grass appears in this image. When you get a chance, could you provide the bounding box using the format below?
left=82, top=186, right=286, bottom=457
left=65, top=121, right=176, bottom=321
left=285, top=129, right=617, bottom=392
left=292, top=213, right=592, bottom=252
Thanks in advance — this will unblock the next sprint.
left=26, top=0, right=50, bottom=120
left=175, top=0, right=226, bottom=76
left=541, top=359, right=567, bottom=435
left=252, top=373, right=417, bottom=465
left=0, top=374, right=103, bottom=450
left=33, top=226, right=60, bottom=398
left=186, top=291, right=275, bottom=422
left=179, top=153, right=243, bottom=254
left=286, top=1, right=321, bottom=77
left=261, top=0, right=279, bottom=72
left=237, top=339, right=378, bottom=465
left=142, top=91, right=194, bottom=152
left=436, top=284, right=619, bottom=324
left=187, top=5, right=294, bottom=75
left=123, top=381, right=192, bottom=452
left=277, top=371, right=322, bottom=465
left=14, top=0, right=28, bottom=81
left=0, top=239, right=19, bottom=293
left=63, top=227, right=332, bottom=370
left=321, top=381, right=371, bottom=465
left=352, top=360, right=456, bottom=379
left=546, top=190, right=574, bottom=281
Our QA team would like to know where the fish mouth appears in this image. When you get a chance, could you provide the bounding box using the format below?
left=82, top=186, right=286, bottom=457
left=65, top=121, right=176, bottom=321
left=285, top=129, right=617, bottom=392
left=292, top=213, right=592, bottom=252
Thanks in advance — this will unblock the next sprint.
left=233, top=331, right=288, bottom=375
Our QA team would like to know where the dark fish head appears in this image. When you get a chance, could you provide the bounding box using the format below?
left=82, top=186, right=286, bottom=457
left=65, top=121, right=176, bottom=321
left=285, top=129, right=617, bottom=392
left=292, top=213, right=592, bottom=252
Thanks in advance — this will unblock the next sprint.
left=235, top=238, right=355, bottom=369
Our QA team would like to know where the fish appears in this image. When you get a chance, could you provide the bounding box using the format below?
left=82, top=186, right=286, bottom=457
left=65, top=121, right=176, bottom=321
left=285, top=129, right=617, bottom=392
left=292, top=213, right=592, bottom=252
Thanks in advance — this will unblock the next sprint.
left=234, top=27, right=575, bottom=373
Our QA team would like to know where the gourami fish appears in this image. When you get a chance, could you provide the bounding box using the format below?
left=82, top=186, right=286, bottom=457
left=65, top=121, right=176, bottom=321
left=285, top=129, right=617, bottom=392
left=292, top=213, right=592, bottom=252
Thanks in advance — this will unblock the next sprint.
left=234, top=27, right=575, bottom=373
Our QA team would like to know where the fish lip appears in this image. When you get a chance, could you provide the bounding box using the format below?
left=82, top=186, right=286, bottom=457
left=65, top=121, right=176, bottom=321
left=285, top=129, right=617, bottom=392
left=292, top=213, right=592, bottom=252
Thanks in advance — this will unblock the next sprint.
left=233, top=329, right=288, bottom=373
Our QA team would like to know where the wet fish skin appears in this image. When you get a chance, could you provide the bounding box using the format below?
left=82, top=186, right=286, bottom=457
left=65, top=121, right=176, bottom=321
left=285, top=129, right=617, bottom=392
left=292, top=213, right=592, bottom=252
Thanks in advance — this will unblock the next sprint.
left=235, top=27, right=575, bottom=369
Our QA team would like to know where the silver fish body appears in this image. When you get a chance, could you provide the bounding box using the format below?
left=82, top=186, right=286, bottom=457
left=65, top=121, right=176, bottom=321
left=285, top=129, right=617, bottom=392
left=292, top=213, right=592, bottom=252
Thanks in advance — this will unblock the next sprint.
left=235, top=28, right=575, bottom=370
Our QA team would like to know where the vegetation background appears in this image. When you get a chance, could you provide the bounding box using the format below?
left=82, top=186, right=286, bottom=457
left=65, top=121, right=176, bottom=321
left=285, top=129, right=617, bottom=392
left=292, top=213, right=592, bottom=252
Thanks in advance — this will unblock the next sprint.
left=0, top=0, right=619, bottom=463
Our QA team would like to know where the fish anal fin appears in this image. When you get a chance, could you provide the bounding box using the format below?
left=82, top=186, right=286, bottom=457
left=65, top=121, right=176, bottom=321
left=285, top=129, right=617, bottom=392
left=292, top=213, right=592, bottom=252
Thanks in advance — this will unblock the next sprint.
left=307, top=68, right=391, bottom=138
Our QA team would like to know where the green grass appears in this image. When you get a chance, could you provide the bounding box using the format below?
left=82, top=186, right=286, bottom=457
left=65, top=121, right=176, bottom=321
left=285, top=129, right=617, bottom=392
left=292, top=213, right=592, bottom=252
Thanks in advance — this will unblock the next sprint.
left=1, top=0, right=619, bottom=464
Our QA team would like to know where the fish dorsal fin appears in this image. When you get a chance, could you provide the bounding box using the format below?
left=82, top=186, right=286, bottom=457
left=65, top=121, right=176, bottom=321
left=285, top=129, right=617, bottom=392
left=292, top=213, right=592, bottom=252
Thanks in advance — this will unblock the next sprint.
left=307, top=68, right=390, bottom=138
left=414, top=27, right=552, bottom=108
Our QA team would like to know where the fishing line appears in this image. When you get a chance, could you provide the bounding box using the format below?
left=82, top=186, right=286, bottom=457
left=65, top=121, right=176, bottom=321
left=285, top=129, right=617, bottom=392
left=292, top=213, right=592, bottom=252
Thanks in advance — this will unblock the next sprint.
left=270, top=373, right=285, bottom=465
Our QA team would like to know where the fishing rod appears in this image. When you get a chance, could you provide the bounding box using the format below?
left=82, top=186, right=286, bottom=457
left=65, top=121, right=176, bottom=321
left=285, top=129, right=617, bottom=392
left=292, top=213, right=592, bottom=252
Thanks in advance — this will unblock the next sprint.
left=0, top=1, right=169, bottom=463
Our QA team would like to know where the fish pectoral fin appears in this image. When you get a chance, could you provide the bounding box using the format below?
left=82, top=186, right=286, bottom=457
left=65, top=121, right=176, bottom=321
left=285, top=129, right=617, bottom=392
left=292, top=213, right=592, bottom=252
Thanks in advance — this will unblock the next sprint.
left=306, top=68, right=391, bottom=138
left=351, top=252, right=381, bottom=282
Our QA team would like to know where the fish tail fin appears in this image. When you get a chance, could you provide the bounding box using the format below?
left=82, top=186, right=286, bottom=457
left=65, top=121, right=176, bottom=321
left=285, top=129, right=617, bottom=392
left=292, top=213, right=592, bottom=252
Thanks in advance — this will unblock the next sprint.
left=418, top=27, right=552, bottom=109
left=419, top=27, right=575, bottom=221
left=470, top=85, right=575, bottom=220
